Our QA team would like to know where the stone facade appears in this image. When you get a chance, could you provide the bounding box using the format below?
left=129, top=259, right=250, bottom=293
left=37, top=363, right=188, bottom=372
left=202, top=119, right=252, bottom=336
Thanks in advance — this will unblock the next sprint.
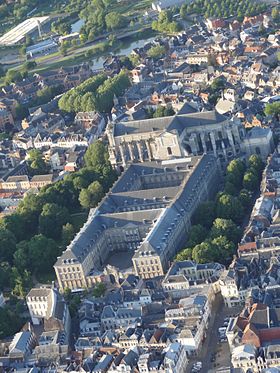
left=106, top=105, right=273, bottom=169
left=54, top=154, right=220, bottom=291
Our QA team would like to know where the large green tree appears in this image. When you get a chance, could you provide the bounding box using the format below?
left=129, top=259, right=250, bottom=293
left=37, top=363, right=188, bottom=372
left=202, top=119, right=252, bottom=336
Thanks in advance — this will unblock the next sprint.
left=84, top=141, right=111, bottom=171
left=226, top=158, right=246, bottom=189
left=264, top=102, right=280, bottom=118
left=192, top=201, right=216, bottom=228
left=28, top=234, right=58, bottom=274
left=27, top=149, right=49, bottom=175
left=243, top=171, right=259, bottom=192
left=13, top=241, right=29, bottom=273
left=79, top=181, right=104, bottom=209
left=105, top=11, right=126, bottom=30
left=0, top=228, right=17, bottom=264
left=147, top=45, right=166, bottom=59
left=211, top=218, right=241, bottom=244
left=187, top=224, right=208, bottom=247
left=216, top=193, right=244, bottom=224
left=248, top=155, right=264, bottom=178
left=39, top=203, right=70, bottom=240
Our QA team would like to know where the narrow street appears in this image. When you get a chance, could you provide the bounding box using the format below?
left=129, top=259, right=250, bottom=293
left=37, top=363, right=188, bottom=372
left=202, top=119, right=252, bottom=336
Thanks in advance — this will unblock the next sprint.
left=187, top=294, right=242, bottom=373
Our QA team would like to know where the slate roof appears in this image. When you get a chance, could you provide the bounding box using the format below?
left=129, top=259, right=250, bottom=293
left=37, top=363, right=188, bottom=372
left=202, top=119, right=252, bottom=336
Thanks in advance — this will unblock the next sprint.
left=55, top=154, right=217, bottom=271
left=9, top=331, right=32, bottom=354
left=114, top=110, right=228, bottom=137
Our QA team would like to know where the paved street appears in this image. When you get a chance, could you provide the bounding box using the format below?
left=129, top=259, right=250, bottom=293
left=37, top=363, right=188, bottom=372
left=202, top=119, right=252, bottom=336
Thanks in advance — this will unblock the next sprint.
left=187, top=294, right=242, bottom=373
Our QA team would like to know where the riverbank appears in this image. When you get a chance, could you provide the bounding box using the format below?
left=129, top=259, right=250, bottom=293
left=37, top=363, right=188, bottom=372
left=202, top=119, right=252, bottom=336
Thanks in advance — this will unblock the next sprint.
left=0, top=27, right=157, bottom=84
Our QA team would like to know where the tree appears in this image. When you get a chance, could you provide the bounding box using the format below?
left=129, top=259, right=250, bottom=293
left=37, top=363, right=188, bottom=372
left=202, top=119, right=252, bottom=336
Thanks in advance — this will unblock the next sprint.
left=147, top=45, right=166, bottom=59
left=243, top=171, right=259, bottom=192
left=59, top=42, right=68, bottom=57
left=211, top=235, right=235, bottom=263
left=28, top=234, right=58, bottom=274
left=187, top=224, right=208, bottom=247
left=0, top=262, right=12, bottom=290
left=211, top=218, right=241, bottom=244
left=175, top=247, right=193, bottom=261
left=239, top=189, right=253, bottom=211
left=79, top=181, right=103, bottom=208
left=129, top=54, right=140, bottom=67
left=152, top=9, right=181, bottom=33
left=119, top=56, right=133, bottom=70
left=61, top=223, right=75, bottom=247
left=264, top=102, right=280, bottom=118
left=192, top=241, right=216, bottom=263
left=39, top=203, right=70, bottom=240
left=0, top=213, right=27, bottom=242
left=216, top=193, right=244, bottom=224
left=192, top=201, right=216, bottom=228
left=105, top=12, right=126, bottom=30
left=248, top=155, right=264, bottom=177
left=23, top=60, right=37, bottom=71
left=15, top=103, right=29, bottom=121
left=13, top=241, right=29, bottom=273
left=272, top=7, right=280, bottom=22
left=226, top=159, right=246, bottom=189
left=0, top=306, right=24, bottom=339
left=224, top=182, right=238, bottom=196
left=4, top=69, right=24, bottom=85
left=84, top=141, right=111, bottom=171
left=0, top=227, right=16, bottom=264
left=164, top=106, right=175, bottom=116
left=210, top=77, right=226, bottom=92
left=92, top=282, right=106, bottom=297
left=27, top=149, right=49, bottom=175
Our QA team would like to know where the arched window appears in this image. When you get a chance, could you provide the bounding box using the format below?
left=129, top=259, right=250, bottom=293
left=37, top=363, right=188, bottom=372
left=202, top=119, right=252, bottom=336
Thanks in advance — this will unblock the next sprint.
left=167, top=147, right=172, bottom=155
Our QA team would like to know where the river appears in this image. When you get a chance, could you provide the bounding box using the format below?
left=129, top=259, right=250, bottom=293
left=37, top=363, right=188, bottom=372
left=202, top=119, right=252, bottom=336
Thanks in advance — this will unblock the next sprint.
left=90, top=36, right=155, bottom=70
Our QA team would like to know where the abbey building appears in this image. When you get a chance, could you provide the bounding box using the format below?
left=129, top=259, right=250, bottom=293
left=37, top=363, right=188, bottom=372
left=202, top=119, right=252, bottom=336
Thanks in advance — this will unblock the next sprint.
left=106, top=104, right=273, bottom=168
left=54, top=154, right=219, bottom=291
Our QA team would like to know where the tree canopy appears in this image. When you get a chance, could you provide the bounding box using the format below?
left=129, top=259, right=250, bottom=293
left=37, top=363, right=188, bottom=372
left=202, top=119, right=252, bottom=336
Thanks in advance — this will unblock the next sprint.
left=176, top=155, right=264, bottom=264
left=0, top=140, right=116, bottom=295
left=152, top=10, right=181, bottom=33
left=180, top=0, right=267, bottom=21
left=264, top=102, right=280, bottom=118
left=147, top=45, right=166, bottom=59
left=58, top=71, right=130, bottom=113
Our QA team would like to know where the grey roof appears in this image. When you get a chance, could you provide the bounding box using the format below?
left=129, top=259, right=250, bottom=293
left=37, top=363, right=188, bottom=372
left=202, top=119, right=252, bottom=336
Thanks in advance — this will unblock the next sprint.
left=9, top=331, right=32, bottom=353
left=116, top=308, right=141, bottom=318
left=114, top=110, right=228, bottom=137
left=101, top=305, right=115, bottom=319
left=27, top=287, right=52, bottom=299
left=114, top=116, right=173, bottom=137
left=93, top=355, right=114, bottom=372
left=55, top=154, right=217, bottom=274
left=134, top=154, right=217, bottom=258
left=31, top=174, right=53, bottom=182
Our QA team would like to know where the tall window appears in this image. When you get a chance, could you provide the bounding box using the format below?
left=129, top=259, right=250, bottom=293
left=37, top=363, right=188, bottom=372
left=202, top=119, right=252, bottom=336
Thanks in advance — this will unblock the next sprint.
left=167, top=147, right=172, bottom=155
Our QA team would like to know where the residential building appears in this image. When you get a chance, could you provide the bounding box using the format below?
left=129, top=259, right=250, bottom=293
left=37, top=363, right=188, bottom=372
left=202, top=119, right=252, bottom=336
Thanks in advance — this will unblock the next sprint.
left=26, top=287, right=71, bottom=341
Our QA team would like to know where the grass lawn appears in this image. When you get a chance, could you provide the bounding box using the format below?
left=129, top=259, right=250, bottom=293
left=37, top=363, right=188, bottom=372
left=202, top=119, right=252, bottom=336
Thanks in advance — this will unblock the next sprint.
left=110, top=0, right=152, bottom=16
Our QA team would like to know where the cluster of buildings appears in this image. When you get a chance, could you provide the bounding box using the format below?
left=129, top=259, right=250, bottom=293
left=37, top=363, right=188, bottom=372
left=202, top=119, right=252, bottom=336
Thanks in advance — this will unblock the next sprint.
left=54, top=154, right=219, bottom=291
left=0, top=64, right=106, bottom=214
left=0, top=4, right=280, bottom=373
left=0, top=257, right=225, bottom=370
left=0, top=287, right=70, bottom=369
left=211, top=148, right=280, bottom=372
